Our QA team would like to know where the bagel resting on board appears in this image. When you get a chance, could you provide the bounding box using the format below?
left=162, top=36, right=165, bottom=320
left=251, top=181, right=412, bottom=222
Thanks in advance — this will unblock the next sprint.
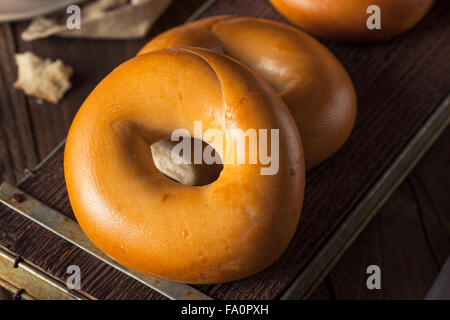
left=64, top=47, right=305, bottom=284
left=139, top=16, right=357, bottom=170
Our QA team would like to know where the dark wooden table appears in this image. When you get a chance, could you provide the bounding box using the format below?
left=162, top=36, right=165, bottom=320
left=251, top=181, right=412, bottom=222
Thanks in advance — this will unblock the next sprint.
left=310, top=127, right=450, bottom=299
left=0, top=0, right=449, bottom=299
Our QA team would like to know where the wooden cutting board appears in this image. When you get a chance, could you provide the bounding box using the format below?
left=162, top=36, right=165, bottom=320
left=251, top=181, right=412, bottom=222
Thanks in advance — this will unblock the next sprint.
left=0, top=0, right=449, bottom=300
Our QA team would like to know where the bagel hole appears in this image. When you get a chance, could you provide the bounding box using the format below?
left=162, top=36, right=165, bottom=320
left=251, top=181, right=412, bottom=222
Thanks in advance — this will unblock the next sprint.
left=150, top=137, right=223, bottom=186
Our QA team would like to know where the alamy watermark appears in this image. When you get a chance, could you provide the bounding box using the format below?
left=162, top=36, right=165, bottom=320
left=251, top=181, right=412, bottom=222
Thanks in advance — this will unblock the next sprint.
left=66, top=265, right=81, bottom=290
left=367, top=5, right=381, bottom=30
left=66, top=5, right=81, bottom=30
left=64, top=4, right=382, bottom=35
left=169, top=121, right=280, bottom=175
left=366, top=265, right=381, bottom=290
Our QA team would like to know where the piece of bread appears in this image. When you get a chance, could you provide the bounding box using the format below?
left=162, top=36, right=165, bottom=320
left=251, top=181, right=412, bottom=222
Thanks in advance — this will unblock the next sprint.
left=14, top=52, right=73, bottom=104
left=150, top=138, right=223, bottom=186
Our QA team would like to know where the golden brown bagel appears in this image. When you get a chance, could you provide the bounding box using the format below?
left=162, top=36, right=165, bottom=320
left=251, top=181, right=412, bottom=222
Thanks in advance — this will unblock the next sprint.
left=64, top=48, right=305, bottom=284
left=139, top=16, right=357, bottom=169
left=270, top=0, right=434, bottom=42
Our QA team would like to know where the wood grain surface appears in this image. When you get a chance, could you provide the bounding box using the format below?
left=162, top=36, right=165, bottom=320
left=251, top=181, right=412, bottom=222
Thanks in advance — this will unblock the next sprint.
left=0, top=0, right=449, bottom=299
left=310, top=127, right=450, bottom=299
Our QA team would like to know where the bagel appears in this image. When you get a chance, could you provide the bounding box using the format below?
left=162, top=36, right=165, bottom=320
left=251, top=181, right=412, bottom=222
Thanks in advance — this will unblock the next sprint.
left=270, top=0, right=435, bottom=42
left=139, top=16, right=357, bottom=169
left=64, top=47, right=305, bottom=284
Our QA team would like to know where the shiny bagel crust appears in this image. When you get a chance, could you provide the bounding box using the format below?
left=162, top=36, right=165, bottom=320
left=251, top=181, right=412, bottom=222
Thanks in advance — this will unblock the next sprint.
left=64, top=48, right=305, bottom=284
left=138, top=16, right=357, bottom=169
left=270, top=0, right=435, bottom=42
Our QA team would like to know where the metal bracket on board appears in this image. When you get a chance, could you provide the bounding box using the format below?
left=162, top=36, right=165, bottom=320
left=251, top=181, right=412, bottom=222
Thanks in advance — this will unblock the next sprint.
left=0, top=246, right=86, bottom=300
left=0, top=182, right=212, bottom=300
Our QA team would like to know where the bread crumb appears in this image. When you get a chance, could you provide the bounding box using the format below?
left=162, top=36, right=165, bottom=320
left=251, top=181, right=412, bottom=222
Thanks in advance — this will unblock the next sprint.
left=14, top=52, right=73, bottom=104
